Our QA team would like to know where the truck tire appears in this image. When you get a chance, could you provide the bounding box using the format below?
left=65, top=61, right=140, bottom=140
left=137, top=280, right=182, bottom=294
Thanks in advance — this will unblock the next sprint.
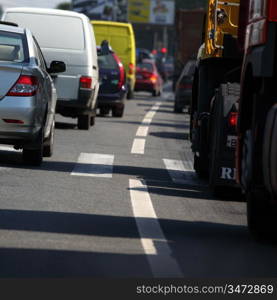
left=247, top=187, right=277, bottom=240
left=209, top=99, right=222, bottom=196
left=194, top=114, right=209, bottom=178
left=209, top=83, right=239, bottom=196
left=263, top=104, right=277, bottom=198
left=242, top=127, right=277, bottom=239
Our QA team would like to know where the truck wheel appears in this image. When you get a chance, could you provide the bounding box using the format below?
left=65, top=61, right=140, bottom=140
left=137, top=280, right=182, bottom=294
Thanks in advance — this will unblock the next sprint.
left=209, top=101, right=221, bottom=195
left=43, top=120, right=54, bottom=157
left=247, top=187, right=277, bottom=240
left=241, top=130, right=253, bottom=191
left=241, top=128, right=276, bottom=239
left=77, top=115, right=90, bottom=130
left=193, top=115, right=209, bottom=178
left=23, top=129, right=43, bottom=166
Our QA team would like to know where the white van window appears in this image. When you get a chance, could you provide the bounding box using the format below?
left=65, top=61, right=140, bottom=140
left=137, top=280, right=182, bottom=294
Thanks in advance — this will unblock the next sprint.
left=5, top=13, right=85, bottom=50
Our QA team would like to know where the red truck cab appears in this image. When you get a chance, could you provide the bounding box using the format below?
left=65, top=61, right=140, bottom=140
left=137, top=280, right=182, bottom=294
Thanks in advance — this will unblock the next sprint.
left=237, top=0, right=277, bottom=238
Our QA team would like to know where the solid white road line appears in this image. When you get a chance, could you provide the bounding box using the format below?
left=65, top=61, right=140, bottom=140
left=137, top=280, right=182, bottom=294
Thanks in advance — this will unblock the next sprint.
left=71, top=153, right=114, bottom=178
left=163, top=158, right=196, bottom=184
left=129, top=179, right=183, bottom=277
left=131, top=138, right=146, bottom=154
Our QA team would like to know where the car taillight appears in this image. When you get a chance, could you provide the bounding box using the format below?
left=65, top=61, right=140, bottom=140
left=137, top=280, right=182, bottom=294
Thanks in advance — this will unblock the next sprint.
left=3, top=119, right=24, bottom=124
left=113, top=54, right=125, bottom=89
left=80, top=76, right=92, bottom=88
left=129, top=63, right=135, bottom=75
left=7, top=75, right=38, bottom=97
left=228, top=112, right=238, bottom=127
left=150, top=75, right=157, bottom=83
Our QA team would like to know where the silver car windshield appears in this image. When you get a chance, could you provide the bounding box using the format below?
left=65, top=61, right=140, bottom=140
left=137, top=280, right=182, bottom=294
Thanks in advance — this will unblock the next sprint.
left=0, top=31, right=25, bottom=63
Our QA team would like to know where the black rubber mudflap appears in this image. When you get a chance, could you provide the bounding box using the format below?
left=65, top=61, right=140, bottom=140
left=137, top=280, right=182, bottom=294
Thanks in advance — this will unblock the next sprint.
left=209, top=82, right=240, bottom=191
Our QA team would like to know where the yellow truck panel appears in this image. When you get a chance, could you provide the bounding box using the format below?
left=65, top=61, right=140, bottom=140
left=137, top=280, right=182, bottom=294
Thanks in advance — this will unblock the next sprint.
left=91, top=20, right=136, bottom=98
left=204, top=0, right=240, bottom=58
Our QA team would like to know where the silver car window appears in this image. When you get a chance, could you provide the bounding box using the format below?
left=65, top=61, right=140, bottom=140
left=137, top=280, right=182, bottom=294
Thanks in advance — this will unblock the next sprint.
left=0, top=31, right=25, bottom=62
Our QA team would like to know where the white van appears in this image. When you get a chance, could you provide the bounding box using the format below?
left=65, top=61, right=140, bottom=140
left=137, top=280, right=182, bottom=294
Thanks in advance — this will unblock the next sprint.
left=3, top=8, right=99, bottom=130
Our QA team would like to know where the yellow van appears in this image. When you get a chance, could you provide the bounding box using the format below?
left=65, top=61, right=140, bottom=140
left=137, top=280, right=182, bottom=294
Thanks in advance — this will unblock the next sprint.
left=91, top=20, right=136, bottom=99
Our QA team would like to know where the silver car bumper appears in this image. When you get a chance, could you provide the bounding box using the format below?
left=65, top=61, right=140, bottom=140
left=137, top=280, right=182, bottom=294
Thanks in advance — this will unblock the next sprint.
left=0, top=95, right=43, bottom=144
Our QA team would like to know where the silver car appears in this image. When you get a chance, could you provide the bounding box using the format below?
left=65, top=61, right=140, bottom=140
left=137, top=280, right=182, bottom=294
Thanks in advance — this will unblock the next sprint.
left=0, top=23, right=65, bottom=165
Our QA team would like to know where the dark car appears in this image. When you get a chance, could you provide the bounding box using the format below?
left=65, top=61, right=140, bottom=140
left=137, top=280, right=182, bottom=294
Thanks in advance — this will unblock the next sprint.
left=136, top=48, right=155, bottom=61
left=174, top=59, right=196, bottom=113
left=97, top=42, right=126, bottom=117
left=135, top=59, right=163, bottom=97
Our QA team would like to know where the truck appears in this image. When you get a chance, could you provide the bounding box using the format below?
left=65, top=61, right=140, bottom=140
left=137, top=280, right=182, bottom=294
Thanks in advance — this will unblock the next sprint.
left=236, top=0, right=277, bottom=238
left=173, top=9, right=206, bottom=91
left=191, top=0, right=277, bottom=238
left=190, top=0, right=242, bottom=195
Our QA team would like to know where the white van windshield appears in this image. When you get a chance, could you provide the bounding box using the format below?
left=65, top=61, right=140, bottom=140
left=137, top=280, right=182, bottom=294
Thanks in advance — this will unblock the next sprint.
left=5, top=13, right=85, bottom=50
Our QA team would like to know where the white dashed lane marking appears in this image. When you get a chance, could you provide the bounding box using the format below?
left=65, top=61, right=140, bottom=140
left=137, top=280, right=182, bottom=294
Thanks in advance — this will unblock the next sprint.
left=129, top=179, right=183, bottom=277
left=71, top=153, right=114, bottom=178
left=131, top=102, right=162, bottom=154
left=163, top=158, right=204, bottom=186
left=131, top=138, right=146, bottom=154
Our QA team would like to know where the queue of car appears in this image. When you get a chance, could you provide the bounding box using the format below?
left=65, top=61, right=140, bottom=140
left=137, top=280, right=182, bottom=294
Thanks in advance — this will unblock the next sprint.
left=0, top=7, right=138, bottom=166
left=0, top=7, right=176, bottom=168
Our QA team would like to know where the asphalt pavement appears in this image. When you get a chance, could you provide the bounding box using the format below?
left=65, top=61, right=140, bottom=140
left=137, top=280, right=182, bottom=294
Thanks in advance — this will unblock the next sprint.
left=0, top=82, right=276, bottom=278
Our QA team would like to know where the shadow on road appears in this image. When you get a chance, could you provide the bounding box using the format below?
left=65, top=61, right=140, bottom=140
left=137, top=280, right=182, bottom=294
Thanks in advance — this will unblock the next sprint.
left=150, top=131, right=189, bottom=140
left=101, top=120, right=188, bottom=130
left=0, top=208, right=276, bottom=277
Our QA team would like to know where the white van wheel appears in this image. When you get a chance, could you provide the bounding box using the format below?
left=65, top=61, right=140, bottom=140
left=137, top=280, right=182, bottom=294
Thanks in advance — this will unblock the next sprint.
left=77, top=115, right=90, bottom=130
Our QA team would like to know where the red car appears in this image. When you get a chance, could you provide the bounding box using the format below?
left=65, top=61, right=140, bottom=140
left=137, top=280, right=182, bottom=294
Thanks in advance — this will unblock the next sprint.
left=135, top=59, right=163, bottom=96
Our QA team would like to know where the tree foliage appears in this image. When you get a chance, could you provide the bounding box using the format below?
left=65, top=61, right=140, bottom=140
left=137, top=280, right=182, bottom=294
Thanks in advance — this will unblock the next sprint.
left=56, top=2, right=71, bottom=10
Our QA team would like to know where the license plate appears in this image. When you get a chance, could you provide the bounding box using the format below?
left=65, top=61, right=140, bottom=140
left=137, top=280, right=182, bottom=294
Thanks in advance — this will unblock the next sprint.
left=136, top=74, right=143, bottom=79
